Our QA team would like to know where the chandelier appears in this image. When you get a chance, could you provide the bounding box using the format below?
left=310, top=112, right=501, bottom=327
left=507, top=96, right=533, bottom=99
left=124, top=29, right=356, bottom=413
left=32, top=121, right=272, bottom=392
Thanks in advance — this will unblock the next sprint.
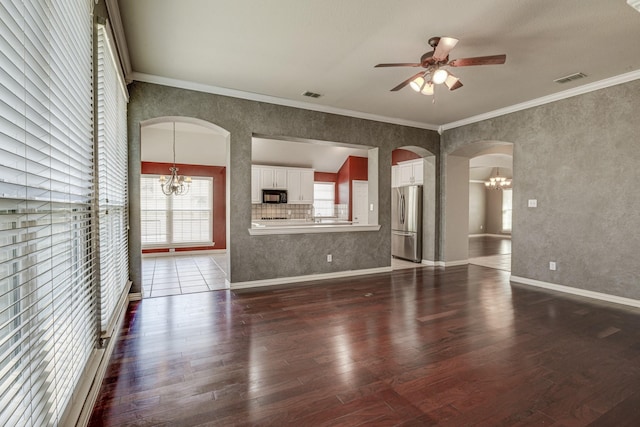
left=159, top=122, right=191, bottom=196
left=485, top=168, right=511, bottom=190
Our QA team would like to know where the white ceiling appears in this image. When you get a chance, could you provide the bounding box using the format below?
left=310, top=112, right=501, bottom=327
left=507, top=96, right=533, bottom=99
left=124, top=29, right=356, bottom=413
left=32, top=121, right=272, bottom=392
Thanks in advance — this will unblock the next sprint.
left=252, top=137, right=369, bottom=172
left=117, top=0, right=640, bottom=129
left=141, top=122, right=227, bottom=166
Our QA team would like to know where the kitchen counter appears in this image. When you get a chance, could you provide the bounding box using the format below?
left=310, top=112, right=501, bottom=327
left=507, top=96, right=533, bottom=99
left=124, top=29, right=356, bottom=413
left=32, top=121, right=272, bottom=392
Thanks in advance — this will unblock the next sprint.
left=248, top=219, right=381, bottom=235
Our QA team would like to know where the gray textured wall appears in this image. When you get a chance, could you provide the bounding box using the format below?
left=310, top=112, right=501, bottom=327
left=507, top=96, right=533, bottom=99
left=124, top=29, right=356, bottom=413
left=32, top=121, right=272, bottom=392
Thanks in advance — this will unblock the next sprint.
left=127, top=82, right=439, bottom=290
left=442, top=79, right=640, bottom=299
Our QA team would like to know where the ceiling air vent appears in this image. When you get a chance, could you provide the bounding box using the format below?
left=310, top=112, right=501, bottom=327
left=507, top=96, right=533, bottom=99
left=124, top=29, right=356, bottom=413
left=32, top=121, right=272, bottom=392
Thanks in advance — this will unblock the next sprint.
left=302, top=91, right=322, bottom=98
left=553, top=72, right=587, bottom=84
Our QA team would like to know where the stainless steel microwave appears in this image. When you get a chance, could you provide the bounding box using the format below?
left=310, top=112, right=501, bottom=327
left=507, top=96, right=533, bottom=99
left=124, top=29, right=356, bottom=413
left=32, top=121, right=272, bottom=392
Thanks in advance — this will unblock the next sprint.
left=262, top=189, right=288, bottom=204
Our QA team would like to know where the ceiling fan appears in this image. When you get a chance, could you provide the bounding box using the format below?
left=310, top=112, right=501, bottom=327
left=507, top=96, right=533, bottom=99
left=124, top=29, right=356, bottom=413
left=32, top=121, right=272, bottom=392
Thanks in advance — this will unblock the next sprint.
left=375, top=36, right=506, bottom=96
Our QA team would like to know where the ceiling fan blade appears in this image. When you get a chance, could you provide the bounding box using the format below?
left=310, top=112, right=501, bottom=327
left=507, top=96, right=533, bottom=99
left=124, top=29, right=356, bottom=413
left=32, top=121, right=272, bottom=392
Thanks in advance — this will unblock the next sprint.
left=432, top=37, right=458, bottom=61
left=448, top=54, right=506, bottom=67
left=390, top=71, right=426, bottom=91
left=444, top=74, right=463, bottom=91
left=375, top=63, right=421, bottom=68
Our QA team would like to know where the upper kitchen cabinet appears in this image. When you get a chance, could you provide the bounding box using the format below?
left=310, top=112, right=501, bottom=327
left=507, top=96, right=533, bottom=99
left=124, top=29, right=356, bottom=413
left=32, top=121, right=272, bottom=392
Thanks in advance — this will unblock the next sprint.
left=251, top=166, right=261, bottom=203
left=259, top=166, right=287, bottom=189
left=287, top=168, right=314, bottom=204
left=397, top=159, right=424, bottom=186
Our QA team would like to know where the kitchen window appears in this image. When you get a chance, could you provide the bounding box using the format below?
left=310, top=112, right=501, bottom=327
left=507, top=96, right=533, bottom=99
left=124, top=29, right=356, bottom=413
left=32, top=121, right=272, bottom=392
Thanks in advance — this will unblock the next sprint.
left=313, top=182, right=335, bottom=217
left=141, top=175, right=213, bottom=247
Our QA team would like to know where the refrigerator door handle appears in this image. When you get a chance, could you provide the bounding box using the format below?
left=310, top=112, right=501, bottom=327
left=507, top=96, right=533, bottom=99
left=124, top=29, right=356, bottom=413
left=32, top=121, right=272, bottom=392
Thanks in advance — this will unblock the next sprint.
left=400, top=194, right=405, bottom=225
left=392, top=231, right=414, bottom=237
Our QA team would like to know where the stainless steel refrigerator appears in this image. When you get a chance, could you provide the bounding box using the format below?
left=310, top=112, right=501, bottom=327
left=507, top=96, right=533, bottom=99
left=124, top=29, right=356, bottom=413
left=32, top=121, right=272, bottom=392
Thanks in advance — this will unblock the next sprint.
left=392, top=185, right=422, bottom=262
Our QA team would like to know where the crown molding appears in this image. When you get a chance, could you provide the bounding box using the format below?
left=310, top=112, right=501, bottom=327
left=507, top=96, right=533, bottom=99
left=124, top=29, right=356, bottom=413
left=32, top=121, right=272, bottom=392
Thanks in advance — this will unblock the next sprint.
left=441, top=69, right=640, bottom=131
left=130, top=72, right=440, bottom=132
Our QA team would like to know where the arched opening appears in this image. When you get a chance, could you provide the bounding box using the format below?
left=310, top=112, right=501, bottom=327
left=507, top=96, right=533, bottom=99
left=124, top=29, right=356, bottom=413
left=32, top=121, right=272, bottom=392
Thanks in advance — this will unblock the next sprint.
left=444, top=141, right=514, bottom=270
left=139, top=116, right=230, bottom=298
left=391, top=145, right=437, bottom=269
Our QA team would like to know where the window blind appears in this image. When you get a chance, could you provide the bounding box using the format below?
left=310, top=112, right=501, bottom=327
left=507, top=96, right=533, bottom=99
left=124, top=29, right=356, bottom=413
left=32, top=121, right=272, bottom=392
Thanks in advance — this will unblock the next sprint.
left=140, top=175, right=213, bottom=247
left=0, top=0, right=95, bottom=425
left=313, top=182, right=335, bottom=217
left=96, top=23, right=128, bottom=335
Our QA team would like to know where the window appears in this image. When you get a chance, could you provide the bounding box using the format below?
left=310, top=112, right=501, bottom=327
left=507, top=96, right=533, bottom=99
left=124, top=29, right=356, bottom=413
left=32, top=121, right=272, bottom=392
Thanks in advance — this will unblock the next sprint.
left=313, top=182, right=336, bottom=217
left=141, top=175, right=213, bottom=247
left=502, top=189, right=513, bottom=232
left=96, top=23, right=129, bottom=335
left=0, top=0, right=96, bottom=425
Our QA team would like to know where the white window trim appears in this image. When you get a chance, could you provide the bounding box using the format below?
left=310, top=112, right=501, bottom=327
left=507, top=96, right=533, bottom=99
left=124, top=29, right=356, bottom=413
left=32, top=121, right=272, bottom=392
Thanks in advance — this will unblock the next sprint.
left=141, top=175, right=214, bottom=248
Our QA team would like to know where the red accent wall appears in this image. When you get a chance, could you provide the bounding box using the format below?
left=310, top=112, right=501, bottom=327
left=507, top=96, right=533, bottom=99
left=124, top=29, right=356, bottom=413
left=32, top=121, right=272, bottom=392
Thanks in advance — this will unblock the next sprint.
left=314, top=171, right=337, bottom=182
left=336, top=156, right=368, bottom=220
left=392, top=148, right=421, bottom=165
left=141, top=162, right=226, bottom=252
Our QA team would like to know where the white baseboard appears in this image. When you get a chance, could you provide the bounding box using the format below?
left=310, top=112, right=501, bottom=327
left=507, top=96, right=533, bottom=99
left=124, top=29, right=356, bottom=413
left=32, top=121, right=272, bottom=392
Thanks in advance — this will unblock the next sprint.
left=141, top=249, right=225, bottom=258
left=469, top=233, right=511, bottom=238
left=421, top=259, right=446, bottom=267
left=510, top=275, right=640, bottom=309
left=230, top=266, right=392, bottom=290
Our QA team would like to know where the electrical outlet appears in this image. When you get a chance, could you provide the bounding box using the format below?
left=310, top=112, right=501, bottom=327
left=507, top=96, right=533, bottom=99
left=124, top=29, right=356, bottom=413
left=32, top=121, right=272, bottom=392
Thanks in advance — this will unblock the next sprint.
left=169, top=248, right=175, bottom=253
left=369, top=203, right=374, bottom=211
left=327, top=254, right=332, bottom=262
left=528, top=199, right=537, bottom=208
left=549, top=261, right=557, bottom=271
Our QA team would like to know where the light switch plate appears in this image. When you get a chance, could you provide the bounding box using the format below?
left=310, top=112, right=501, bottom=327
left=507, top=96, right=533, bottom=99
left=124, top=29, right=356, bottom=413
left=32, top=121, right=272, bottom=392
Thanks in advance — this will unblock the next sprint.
left=528, top=199, right=537, bottom=208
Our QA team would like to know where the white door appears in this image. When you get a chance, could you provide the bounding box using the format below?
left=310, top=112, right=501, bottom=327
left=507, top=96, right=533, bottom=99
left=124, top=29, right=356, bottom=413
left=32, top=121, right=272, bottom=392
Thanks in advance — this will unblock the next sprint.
left=352, top=180, right=368, bottom=225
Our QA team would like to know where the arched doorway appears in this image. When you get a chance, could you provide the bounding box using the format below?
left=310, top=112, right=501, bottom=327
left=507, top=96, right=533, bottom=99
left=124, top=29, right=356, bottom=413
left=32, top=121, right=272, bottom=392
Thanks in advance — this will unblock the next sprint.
left=443, top=141, right=514, bottom=270
left=139, top=117, right=230, bottom=298
left=391, top=146, right=436, bottom=269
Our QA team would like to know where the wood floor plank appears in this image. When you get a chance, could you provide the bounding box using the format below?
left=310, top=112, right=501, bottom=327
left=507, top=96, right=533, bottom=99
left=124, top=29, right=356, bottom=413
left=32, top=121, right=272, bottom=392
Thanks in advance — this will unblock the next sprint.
left=90, top=265, right=640, bottom=426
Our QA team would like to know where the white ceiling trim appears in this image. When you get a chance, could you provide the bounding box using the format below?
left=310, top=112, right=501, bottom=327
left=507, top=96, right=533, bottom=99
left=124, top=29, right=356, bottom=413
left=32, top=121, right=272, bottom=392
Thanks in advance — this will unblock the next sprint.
left=441, top=69, right=640, bottom=132
left=131, top=68, right=640, bottom=136
left=131, top=72, right=440, bottom=131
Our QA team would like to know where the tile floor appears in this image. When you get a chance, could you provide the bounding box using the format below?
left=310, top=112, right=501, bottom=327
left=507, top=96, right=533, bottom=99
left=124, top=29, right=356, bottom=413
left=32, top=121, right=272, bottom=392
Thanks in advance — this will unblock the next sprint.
left=142, top=253, right=228, bottom=298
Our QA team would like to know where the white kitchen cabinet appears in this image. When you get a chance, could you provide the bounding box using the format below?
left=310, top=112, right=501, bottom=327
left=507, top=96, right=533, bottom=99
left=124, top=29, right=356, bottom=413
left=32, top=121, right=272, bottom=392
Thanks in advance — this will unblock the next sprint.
left=259, top=166, right=287, bottom=189
left=287, top=168, right=315, bottom=204
left=251, top=166, right=261, bottom=203
left=391, top=165, right=399, bottom=188
left=396, top=159, right=424, bottom=186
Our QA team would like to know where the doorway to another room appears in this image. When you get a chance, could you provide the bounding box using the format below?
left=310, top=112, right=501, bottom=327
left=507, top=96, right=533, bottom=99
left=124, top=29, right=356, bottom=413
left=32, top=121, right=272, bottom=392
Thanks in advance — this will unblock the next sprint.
left=140, top=117, right=230, bottom=298
left=467, top=146, right=513, bottom=271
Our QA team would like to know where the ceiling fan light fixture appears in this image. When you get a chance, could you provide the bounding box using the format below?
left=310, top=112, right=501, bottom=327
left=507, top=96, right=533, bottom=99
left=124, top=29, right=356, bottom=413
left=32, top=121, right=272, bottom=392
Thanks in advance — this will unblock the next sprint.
left=420, top=82, right=434, bottom=95
left=432, top=68, right=449, bottom=85
left=409, top=76, right=425, bottom=92
left=444, top=74, right=462, bottom=90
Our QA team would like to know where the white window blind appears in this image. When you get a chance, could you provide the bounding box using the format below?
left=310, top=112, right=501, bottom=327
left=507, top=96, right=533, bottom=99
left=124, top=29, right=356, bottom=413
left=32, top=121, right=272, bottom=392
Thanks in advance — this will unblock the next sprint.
left=313, top=182, right=335, bottom=217
left=0, top=0, right=95, bottom=425
left=96, top=24, right=128, bottom=335
left=141, top=175, right=213, bottom=247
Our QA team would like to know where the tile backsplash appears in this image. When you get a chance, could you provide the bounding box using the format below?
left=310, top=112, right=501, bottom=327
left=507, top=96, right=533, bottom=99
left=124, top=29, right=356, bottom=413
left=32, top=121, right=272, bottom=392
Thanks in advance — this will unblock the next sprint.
left=251, top=204, right=348, bottom=220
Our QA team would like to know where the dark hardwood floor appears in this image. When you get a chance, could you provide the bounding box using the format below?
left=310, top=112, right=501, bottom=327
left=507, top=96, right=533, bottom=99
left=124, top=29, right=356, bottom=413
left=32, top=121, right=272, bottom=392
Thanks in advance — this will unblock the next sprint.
left=468, top=235, right=511, bottom=258
left=90, top=265, right=640, bottom=426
